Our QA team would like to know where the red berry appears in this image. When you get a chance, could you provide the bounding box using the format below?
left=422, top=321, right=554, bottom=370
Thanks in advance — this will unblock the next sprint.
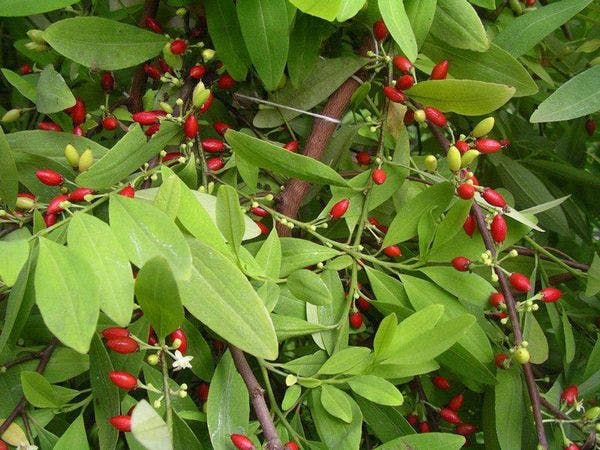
left=432, top=375, right=450, bottom=390
left=330, top=198, right=350, bottom=219
left=202, top=138, right=225, bottom=153
left=69, top=97, right=86, bottom=126
left=495, top=353, right=509, bottom=369
left=565, top=443, right=580, bottom=450
left=145, top=123, right=160, bottom=137
left=0, top=440, right=7, bottom=450
left=36, top=169, right=64, bottom=186
left=509, top=272, right=531, bottom=293
left=72, top=126, right=84, bottom=136
left=144, top=63, right=161, bottom=80
left=109, top=415, right=131, bottom=432
left=356, top=151, right=371, bottom=165
left=230, top=434, right=255, bottom=450
left=419, top=421, right=430, bottom=433
left=109, top=371, right=138, bottom=390
left=440, top=407, right=460, bottom=424
left=455, top=140, right=470, bottom=153
left=373, top=19, right=389, bottom=41
left=103, top=116, right=119, bottom=130
left=475, top=138, right=502, bottom=154
left=355, top=297, right=370, bottom=311
left=455, top=423, right=476, bottom=436
left=184, top=114, right=198, bottom=139
left=383, top=245, right=401, bottom=258
left=207, top=157, right=225, bottom=171
left=499, top=139, right=511, bottom=148
left=147, top=328, right=158, bottom=346
left=101, top=71, right=114, bottom=92
left=284, top=442, right=299, bottom=450
left=217, top=73, right=235, bottom=90
left=158, top=58, right=172, bottom=74
left=482, top=189, right=506, bottom=208
left=283, top=140, right=299, bottom=152
left=560, top=385, right=578, bottom=405
left=119, top=185, right=135, bottom=198
left=463, top=213, right=476, bottom=237
left=490, top=214, right=507, bottom=243
left=586, top=118, right=596, bottom=136
left=425, top=107, right=447, bottom=127
left=37, top=121, right=63, bottom=132
left=255, top=220, right=269, bottom=235
left=197, top=382, right=209, bottom=402
left=106, top=337, right=139, bottom=354
left=132, top=111, right=159, bottom=125
left=43, top=213, right=57, bottom=228
left=20, top=64, right=32, bottom=75
left=213, top=122, right=231, bottom=136
left=372, top=168, right=387, bottom=185
left=170, top=39, right=187, bottom=55
left=68, top=187, right=94, bottom=202
left=47, top=194, right=69, bottom=214
left=448, top=393, right=464, bottom=411
left=169, top=328, right=188, bottom=354
left=393, top=56, right=412, bottom=73
left=430, top=60, right=449, bottom=80
left=451, top=256, right=471, bottom=272
left=489, top=292, right=505, bottom=308
left=349, top=311, right=363, bottom=329
left=540, top=287, right=562, bottom=303
left=144, top=16, right=163, bottom=33
left=404, top=109, right=415, bottom=125
left=189, top=65, right=206, bottom=79
left=250, top=207, right=268, bottom=217
left=102, top=327, right=130, bottom=340
left=407, top=414, right=419, bottom=426
left=396, top=74, right=414, bottom=90
left=383, top=86, right=406, bottom=103
left=199, top=92, right=214, bottom=113
left=163, top=152, right=183, bottom=163
left=457, top=183, right=475, bottom=199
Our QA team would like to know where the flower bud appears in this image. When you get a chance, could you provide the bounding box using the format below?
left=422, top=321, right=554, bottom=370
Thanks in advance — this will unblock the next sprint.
left=64, top=144, right=80, bottom=167
left=78, top=149, right=94, bottom=172
left=471, top=117, right=495, bottom=138
left=447, top=145, right=462, bottom=172
left=192, top=82, right=211, bottom=108
left=460, top=150, right=480, bottom=168
left=424, top=155, right=438, bottom=172
left=202, top=48, right=216, bottom=62
left=1, top=108, right=21, bottom=123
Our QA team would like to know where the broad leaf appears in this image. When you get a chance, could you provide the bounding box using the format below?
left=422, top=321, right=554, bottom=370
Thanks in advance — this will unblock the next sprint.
left=131, top=400, right=173, bottom=450
left=320, top=384, right=353, bottom=423
left=431, top=0, right=489, bottom=52
left=347, top=375, right=403, bottom=406
left=288, top=13, right=331, bottom=86
left=405, top=0, right=437, bottom=48
left=495, top=369, right=523, bottom=450
left=337, top=0, right=366, bottom=21
left=54, top=415, right=89, bottom=450
left=0, top=240, right=29, bottom=287
left=287, top=270, right=332, bottom=306
left=35, top=65, right=75, bottom=114
left=0, top=0, right=78, bottom=16
left=309, top=389, right=362, bottom=449
left=0, top=123, right=18, bottom=208
left=379, top=0, right=418, bottom=61
left=377, top=433, right=465, bottom=450
left=288, top=0, right=342, bottom=21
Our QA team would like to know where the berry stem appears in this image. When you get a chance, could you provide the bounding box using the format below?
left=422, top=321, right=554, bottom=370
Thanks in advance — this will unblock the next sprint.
left=160, top=346, right=174, bottom=433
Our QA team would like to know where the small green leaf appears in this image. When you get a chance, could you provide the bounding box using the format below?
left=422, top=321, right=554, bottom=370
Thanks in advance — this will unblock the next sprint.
left=131, top=400, right=173, bottom=450
left=216, top=185, right=245, bottom=255
left=35, top=65, right=75, bottom=114
left=282, top=385, right=302, bottom=410
left=418, top=266, right=495, bottom=308
left=378, top=0, right=418, bottom=61
left=309, top=389, right=362, bottom=449
left=287, top=270, right=332, bottom=306
left=288, top=0, right=342, bottom=21
left=431, top=0, right=489, bottom=52
left=0, top=126, right=18, bottom=209
left=271, top=314, right=331, bottom=340
left=320, top=385, right=353, bottom=423
left=255, top=229, right=282, bottom=279
left=318, top=347, right=371, bottom=375
left=21, top=371, right=79, bottom=408
left=0, top=0, right=78, bottom=16
left=405, top=0, right=437, bottom=48
left=347, top=375, right=403, bottom=406
left=280, top=238, right=342, bottom=277
left=0, top=240, right=29, bottom=287
left=377, top=433, right=465, bottom=450
left=54, top=415, right=89, bottom=450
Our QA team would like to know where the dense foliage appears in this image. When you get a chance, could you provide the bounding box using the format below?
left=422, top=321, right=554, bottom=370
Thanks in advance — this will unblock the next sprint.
left=0, top=0, right=599, bottom=449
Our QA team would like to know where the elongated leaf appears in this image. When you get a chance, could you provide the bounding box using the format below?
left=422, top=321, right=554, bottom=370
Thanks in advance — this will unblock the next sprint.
left=405, top=0, right=437, bottom=48
left=347, top=375, right=403, bottom=406
left=354, top=397, right=414, bottom=443
left=586, top=254, right=600, bottom=297
left=256, top=229, right=282, bottom=279
left=280, top=238, right=341, bottom=277
left=495, top=369, right=523, bottom=450
left=35, top=65, right=75, bottom=114
left=0, top=124, right=19, bottom=208
left=43, top=17, right=168, bottom=70
left=287, top=13, right=331, bottom=86
left=0, top=240, right=28, bottom=288
left=320, top=385, right=353, bottom=423
left=21, top=371, right=79, bottom=408
left=419, top=266, right=494, bottom=308
left=318, top=347, right=372, bottom=375
left=309, top=389, right=362, bottom=448
left=288, top=0, right=342, bottom=20
left=216, top=185, right=245, bottom=255
left=287, top=270, right=332, bottom=306
left=530, top=65, right=600, bottom=123
left=377, top=433, right=465, bottom=450
left=35, top=238, right=99, bottom=354
left=54, top=415, right=89, bottom=450
left=271, top=314, right=330, bottom=340
left=0, top=0, right=77, bottom=16
left=524, top=160, right=600, bottom=188
left=337, top=0, right=366, bottom=21
left=495, top=0, right=593, bottom=58
left=131, top=400, right=173, bottom=450
left=379, top=0, right=418, bottom=61
left=226, top=130, right=349, bottom=186
left=1, top=68, right=36, bottom=102
left=406, top=80, right=515, bottom=115
left=431, top=0, right=489, bottom=52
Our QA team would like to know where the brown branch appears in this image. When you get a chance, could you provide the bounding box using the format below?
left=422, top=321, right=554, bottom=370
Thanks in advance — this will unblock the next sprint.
left=229, top=346, right=282, bottom=450
left=0, top=351, right=40, bottom=371
left=0, top=339, right=58, bottom=436
left=511, top=246, right=590, bottom=271
left=411, top=377, right=440, bottom=431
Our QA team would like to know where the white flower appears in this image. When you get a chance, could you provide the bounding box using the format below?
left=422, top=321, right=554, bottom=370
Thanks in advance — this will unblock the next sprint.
left=171, top=350, right=193, bottom=371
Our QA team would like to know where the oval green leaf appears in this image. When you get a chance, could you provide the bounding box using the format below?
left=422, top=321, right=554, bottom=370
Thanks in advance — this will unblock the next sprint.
left=379, top=0, right=418, bottom=61
left=431, top=0, right=489, bottom=52
left=287, top=269, right=332, bottom=306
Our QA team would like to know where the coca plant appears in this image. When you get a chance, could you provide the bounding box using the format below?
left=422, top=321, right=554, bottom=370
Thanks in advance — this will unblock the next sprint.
left=0, top=1, right=598, bottom=450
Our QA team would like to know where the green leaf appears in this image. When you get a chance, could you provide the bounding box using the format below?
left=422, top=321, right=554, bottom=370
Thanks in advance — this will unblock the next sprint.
left=207, top=351, right=249, bottom=450
left=495, top=369, right=523, bottom=450
left=530, top=65, right=600, bottom=123
left=419, top=266, right=494, bottom=308
left=109, top=195, right=193, bottom=279
left=431, top=0, right=489, bottom=52
left=0, top=240, right=29, bottom=287
left=309, top=389, right=362, bottom=449
left=561, top=309, right=575, bottom=364
left=495, top=0, right=593, bottom=58
left=282, top=385, right=302, bottom=410
left=21, top=371, right=78, bottom=408
left=523, top=160, right=600, bottom=189
left=54, top=415, right=89, bottom=450
left=287, top=13, right=331, bottom=86
left=135, top=257, right=183, bottom=339
left=421, top=38, right=538, bottom=97
left=318, top=347, right=371, bottom=375
left=320, top=385, right=353, bottom=423
left=354, top=397, right=414, bottom=443
left=1, top=68, right=36, bottom=102
left=287, top=270, right=332, bottom=306
left=35, top=238, right=99, bottom=354
left=0, top=126, right=18, bottom=209
left=379, top=0, right=418, bottom=61
left=76, top=122, right=181, bottom=189
left=181, top=320, right=214, bottom=380
left=173, top=412, right=204, bottom=450
left=255, top=229, right=282, bottom=279
left=226, top=129, right=349, bottom=187
left=35, top=65, right=75, bottom=114
left=347, top=375, right=403, bottom=406
left=365, top=268, right=413, bottom=318
left=0, top=0, right=78, bottom=16
left=271, top=314, right=330, bottom=340
left=216, top=185, right=245, bottom=255
left=406, top=80, right=515, bottom=115
left=280, top=238, right=341, bottom=277
left=376, top=433, right=465, bottom=450
left=373, top=314, right=399, bottom=362
left=178, top=240, right=278, bottom=360
left=288, top=0, right=341, bottom=21
left=523, top=313, right=549, bottom=365
left=337, top=0, right=366, bottom=21
left=237, top=0, right=289, bottom=91
left=405, top=0, right=437, bottom=48
left=68, top=213, right=134, bottom=327
left=43, top=17, right=168, bottom=70
left=131, top=400, right=173, bottom=450
left=204, top=0, right=250, bottom=80
left=586, top=254, right=600, bottom=297
left=430, top=199, right=472, bottom=251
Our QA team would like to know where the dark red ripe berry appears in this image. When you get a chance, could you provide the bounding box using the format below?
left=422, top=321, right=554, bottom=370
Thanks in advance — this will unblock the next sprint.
left=217, top=73, right=235, bottom=90
left=448, top=393, right=464, bottom=411
left=500, top=139, right=510, bottom=148
left=396, top=74, right=414, bottom=90
left=356, top=151, right=371, bottom=165
left=202, top=138, right=225, bottom=153
left=495, top=353, right=509, bottom=368
left=403, top=109, right=415, bottom=125
left=489, top=292, right=505, bottom=308
left=103, top=116, right=119, bottom=130
left=393, top=56, right=412, bottom=73
left=455, top=423, right=476, bottom=436
left=349, top=311, right=363, bottom=329
left=383, top=86, right=406, bottom=103
left=119, top=185, right=135, bottom=198
left=169, top=328, right=188, bottom=354
left=36, top=169, right=64, bottom=186
left=144, top=63, right=161, bottom=80
left=482, top=189, right=506, bottom=208
left=109, top=415, right=132, bottom=432
left=509, top=272, right=531, bottom=293
left=106, top=337, right=139, bottom=354
left=72, top=126, right=84, bottom=136
left=38, top=121, right=63, bottom=132
left=284, top=442, right=299, bottom=450
left=330, top=198, right=350, bottom=219
left=170, top=39, right=187, bottom=55
left=102, top=327, right=130, bottom=340
left=455, top=140, right=470, bottom=153
left=430, top=60, right=449, bottom=80
left=230, top=434, right=255, bottom=450
left=419, top=421, right=430, bottom=433
left=109, top=371, right=138, bottom=390
left=565, top=443, right=580, bottom=450
left=540, top=287, right=562, bottom=303
left=47, top=195, right=68, bottom=216
left=157, top=58, right=172, bottom=74
left=425, top=107, right=447, bottom=127
left=372, top=168, right=387, bottom=185
left=255, top=220, right=269, bottom=235
left=199, top=92, right=214, bottom=113
left=184, top=114, right=198, bottom=139
left=0, top=440, right=7, bottom=450
left=207, top=157, right=225, bottom=171
left=250, top=207, right=268, bottom=217
left=560, top=385, right=578, bottom=405
left=440, top=407, right=461, bottom=424
left=356, top=297, right=370, bottom=311
left=43, top=213, right=57, bottom=228
left=432, top=375, right=450, bottom=390
left=145, top=123, right=160, bottom=137
left=490, top=214, right=507, bottom=243
left=457, top=183, right=475, bottom=200
left=373, top=19, right=389, bottom=41
left=20, top=64, right=32, bottom=75
left=132, top=111, right=159, bottom=125
left=197, top=382, right=209, bottom=402
left=68, top=187, right=94, bottom=202
left=383, top=245, right=401, bottom=258
left=586, top=118, right=596, bottom=136
left=407, top=414, right=419, bottom=426
left=144, top=16, right=163, bottom=33
left=69, top=97, right=86, bottom=126
left=213, top=122, right=231, bottom=136
left=147, top=328, right=158, bottom=346
left=452, top=256, right=471, bottom=272
left=283, top=140, right=299, bottom=152
left=475, top=138, right=502, bottom=154
left=163, top=152, right=183, bottom=162
left=101, top=71, right=114, bottom=92
left=189, top=65, right=206, bottom=79
left=463, top=214, right=476, bottom=237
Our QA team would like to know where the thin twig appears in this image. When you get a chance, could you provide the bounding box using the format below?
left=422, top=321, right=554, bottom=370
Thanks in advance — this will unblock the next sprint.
left=511, top=246, right=589, bottom=271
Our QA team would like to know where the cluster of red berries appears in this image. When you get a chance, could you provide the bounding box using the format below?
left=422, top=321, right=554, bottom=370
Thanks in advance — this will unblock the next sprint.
left=230, top=434, right=298, bottom=450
